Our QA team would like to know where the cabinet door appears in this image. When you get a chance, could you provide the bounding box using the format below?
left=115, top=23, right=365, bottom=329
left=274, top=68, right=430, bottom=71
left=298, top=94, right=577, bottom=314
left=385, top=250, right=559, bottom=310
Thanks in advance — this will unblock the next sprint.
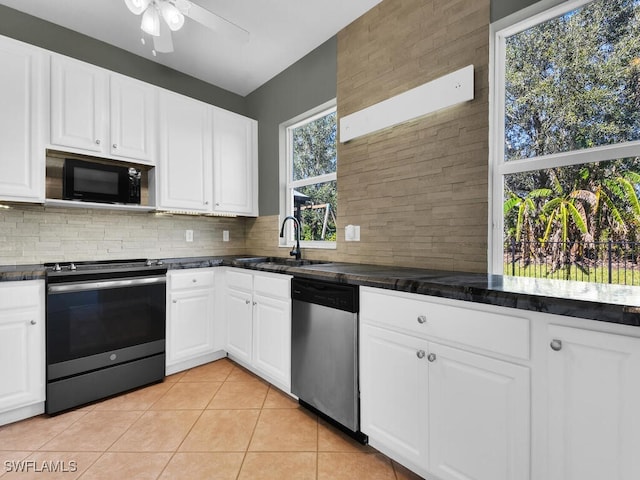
left=0, top=310, right=43, bottom=412
left=253, top=293, right=291, bottom=390
left=547, top=325, right=640, bottom=480
left=225, top=287, right=253, bottom=364
left=360, top=323, right=429, bottom=473
left=110, top=75, right=156, bottom=163
left=167, top=288, right=215, bottom=365
left=428, top=343, right=530, bottom=480
left=0, top=38, right=45, bottom=202
left=212, top=107, right=258, bottom=215
left=157, top=91, right=212, bottom=211
left=50, top=55, right=108, bottom=153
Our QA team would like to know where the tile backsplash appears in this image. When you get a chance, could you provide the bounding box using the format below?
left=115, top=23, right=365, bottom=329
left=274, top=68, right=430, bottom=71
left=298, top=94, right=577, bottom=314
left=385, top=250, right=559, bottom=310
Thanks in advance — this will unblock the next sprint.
left=1, top=204, right=248, bottom=265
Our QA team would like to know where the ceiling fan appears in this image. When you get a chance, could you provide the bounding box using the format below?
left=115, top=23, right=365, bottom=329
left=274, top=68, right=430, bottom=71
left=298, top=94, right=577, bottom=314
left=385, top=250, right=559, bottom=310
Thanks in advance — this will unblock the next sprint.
left=124, top=0, right=249, bottom=54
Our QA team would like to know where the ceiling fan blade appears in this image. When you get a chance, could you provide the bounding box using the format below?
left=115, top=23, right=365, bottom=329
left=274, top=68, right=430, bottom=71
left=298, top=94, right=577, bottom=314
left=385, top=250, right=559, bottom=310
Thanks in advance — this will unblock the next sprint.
left=182, top=1, right=249, bottom=43
left=153, top=21, right=174, bottom=53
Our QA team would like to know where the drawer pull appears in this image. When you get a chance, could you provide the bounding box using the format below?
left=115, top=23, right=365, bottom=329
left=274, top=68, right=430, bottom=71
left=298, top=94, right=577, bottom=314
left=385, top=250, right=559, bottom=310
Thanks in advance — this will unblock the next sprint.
left=416, top=350, right=426, bottom=359
left=192, top=279, right=197, bottom=283
left=550, top=339, right=563, bottom=351
left=417, top=315, right=427, bottom=324
left=427, top=353, right=436, bottom=362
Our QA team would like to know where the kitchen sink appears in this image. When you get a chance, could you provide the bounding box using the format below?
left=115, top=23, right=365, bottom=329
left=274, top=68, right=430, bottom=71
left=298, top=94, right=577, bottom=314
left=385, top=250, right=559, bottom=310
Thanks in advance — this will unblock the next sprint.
left=232, top=256, right=331, bottom=268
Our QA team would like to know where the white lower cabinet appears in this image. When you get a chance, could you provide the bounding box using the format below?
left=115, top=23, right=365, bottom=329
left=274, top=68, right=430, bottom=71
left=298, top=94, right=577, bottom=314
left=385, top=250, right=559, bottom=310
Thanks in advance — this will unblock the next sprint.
left=224, top=268, right=291, bottom=392
left=0, top=281, right=45, bottom=426
left=360, top=287, right=530, bottom=480
left=166, top=269, right=222, bottom=375
left=360, top=323, right=429, bottom=471
left=546, top=324, right=640, bottom=480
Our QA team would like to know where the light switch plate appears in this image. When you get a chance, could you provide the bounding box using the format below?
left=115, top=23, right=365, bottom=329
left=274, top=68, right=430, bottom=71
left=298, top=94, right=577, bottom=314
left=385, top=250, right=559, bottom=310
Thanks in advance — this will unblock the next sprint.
left=223, top=230, right=229, bottom=242
left=185, top=230, right=193, bottom=242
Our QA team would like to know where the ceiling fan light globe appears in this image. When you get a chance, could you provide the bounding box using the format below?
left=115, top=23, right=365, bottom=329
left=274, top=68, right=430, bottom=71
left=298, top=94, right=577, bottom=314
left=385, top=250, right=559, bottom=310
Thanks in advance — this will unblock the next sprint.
left=160, top=3, right=185, bottom=31
left=124, top=0, right=150, bottom=15
left=141, top=7, right=161, bottom=36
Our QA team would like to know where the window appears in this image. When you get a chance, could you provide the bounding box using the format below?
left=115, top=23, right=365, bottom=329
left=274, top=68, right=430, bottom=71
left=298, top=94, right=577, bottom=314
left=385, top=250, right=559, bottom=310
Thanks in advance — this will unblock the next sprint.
left=280, top=101, right=337, bottom=249
left=491, top=0, right=640, bottom=285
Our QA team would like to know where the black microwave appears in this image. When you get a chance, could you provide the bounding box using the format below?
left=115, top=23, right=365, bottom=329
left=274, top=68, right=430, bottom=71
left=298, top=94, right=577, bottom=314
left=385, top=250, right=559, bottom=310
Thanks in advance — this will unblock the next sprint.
left=63, top=159, right=141, bottom=204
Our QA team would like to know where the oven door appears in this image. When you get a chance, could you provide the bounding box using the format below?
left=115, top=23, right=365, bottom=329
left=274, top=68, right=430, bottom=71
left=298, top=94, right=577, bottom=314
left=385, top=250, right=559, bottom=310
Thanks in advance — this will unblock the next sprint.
left=46, top=275, right=166, bottom=380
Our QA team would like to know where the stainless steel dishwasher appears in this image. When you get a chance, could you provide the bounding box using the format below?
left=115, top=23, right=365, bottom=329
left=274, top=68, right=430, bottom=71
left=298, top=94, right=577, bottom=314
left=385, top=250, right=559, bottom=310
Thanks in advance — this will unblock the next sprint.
left=291, top=277, right=365, bottom=441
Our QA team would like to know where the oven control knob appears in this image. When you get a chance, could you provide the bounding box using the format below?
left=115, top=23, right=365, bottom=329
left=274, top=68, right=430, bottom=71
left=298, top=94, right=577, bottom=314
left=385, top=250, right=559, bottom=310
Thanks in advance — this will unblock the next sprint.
left=110, top=354, right=117, bottom=361
left=69, top=263, right=77, bottom=271
left=145, top=259, right=152, bottom=266
left=53, top=263, right=61, bottom=272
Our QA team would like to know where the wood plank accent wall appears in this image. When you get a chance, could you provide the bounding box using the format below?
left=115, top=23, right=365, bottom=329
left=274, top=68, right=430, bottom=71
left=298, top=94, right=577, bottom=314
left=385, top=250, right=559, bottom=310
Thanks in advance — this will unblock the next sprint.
left=247, top=0, right=491, bottom=272
left=336, top=0, right=490, bottom=272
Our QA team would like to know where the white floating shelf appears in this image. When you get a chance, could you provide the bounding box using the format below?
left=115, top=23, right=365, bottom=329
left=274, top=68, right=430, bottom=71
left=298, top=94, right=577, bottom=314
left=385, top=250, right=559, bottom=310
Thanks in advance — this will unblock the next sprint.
left=339, top=64, right=474, bottom=143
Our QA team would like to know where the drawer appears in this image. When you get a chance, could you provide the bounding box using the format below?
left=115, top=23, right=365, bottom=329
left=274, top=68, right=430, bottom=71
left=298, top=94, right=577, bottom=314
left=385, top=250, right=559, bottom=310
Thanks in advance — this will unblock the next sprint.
left=169, top=269, right=215, bottom=290
left=253, top=272, right=291, bottom=299
left=0, top=280, right=43, bottom=310
left=360, top=287, right=530, bottom=360
left=225, top=268, right=253, bottom=291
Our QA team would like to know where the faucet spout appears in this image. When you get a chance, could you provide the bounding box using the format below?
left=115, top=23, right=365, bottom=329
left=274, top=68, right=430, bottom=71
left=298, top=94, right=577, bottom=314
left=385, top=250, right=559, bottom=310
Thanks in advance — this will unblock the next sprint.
left=279, top=216, right=302, bottom=260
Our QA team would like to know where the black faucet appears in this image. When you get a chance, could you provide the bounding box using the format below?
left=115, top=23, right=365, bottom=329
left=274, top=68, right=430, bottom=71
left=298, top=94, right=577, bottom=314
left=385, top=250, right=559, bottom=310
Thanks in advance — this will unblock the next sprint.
left=279, top=216, right=302, bottom=260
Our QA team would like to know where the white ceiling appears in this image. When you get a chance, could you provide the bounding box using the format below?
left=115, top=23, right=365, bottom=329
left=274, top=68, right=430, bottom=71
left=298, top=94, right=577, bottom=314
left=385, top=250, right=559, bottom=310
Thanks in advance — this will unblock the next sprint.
left=0, top=0, right=383, bottom=96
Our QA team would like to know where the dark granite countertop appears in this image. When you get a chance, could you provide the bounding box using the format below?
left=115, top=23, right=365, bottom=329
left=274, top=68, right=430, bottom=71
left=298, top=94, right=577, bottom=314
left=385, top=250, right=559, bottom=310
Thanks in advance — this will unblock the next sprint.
left=3, top=256, right=640, bottom=326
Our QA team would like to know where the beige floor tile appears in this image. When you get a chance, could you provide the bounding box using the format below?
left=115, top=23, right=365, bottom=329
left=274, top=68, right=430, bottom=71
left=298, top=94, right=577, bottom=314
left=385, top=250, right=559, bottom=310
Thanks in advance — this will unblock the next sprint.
left=164, top=371, right=186, bottom=383
left=226, top=365, right=266, bottom=383
left=179, top=410, right=260, bottom=452
left=262, top=386, right=299, bottom=409
left=158, top=452, right=244, bottom=480
left=207, top=381, right=268, bottom=410
left=179, top=358, right=235, bottom=382
left=2, top=451, right=101, bottom=479
left=109, top=410, right=200, bottom=452
left=393, top=460, right=425, bottom=480
left=151, top=382, right=222, bottom=410
left=0, top=412, right=87, bottom=451
left=38, top=411, right=142, bottom=452
left=248, top=408, right=317, bottom=452
left=238, top=452, right=317, bottom=480
left=93, top=382, right=173, bottom=411
left=318, top=452, right=396, bottom=480
left=318, top=419, right=373, bottom=453
left=79, top=452, right=171, bottom=480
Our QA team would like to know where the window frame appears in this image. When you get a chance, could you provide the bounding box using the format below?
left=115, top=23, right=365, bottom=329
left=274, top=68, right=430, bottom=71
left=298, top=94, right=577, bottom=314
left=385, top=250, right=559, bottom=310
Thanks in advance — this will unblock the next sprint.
left=488, top=0, right=640, bottom=273
left=279, top=99, right=337, bottom=250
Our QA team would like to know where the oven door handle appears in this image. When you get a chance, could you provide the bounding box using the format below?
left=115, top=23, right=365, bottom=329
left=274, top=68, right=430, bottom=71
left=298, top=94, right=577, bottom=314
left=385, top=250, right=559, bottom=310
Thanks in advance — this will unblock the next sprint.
left=48, top=276, right=166, bottom=294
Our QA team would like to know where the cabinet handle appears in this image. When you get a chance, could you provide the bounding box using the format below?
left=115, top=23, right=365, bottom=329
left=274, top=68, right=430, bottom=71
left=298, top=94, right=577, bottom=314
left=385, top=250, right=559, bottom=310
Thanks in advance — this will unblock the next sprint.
left=550, top=339, right=563, bottom=351
left=95, top=139, right=101, bottom=145
left=417, top=315, right=427, bottom=324
left=245, top=299, right=250, bottom=305
left=416, top=350, right=425, bottom=359
left=427, top=353, right=436, bottom=362
left=112, top=143, right=117, bottom=149
left=172, top=300, right=177, bottom=304
left=192, top=279, right=197, bottom=283
left=253, top=301, right=257, bottom=306
left=30, top=320, right=37, bottom=325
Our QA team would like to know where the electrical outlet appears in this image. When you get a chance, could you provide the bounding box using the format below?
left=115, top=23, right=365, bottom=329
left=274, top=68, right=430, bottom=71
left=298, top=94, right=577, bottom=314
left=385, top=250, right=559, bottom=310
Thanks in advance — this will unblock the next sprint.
left=223, top=230, right=230, bottom=242
left=185, top=230, right=193, bottom=242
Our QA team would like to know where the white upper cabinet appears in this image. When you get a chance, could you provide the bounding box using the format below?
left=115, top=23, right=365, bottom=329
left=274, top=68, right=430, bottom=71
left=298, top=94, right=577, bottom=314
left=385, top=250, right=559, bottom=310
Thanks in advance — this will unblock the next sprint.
left=546, top=324, right=640, bottom=480
left=212, top=107, right=258, bottom=216
left=156, top=90, right=212, bottom=211
left=0, top=36, right=46, bottom=202
left=50, top=55, right=108, bottom=154
left=50, top=55, right=157, bottom=164
left=109, top=74, right=156, bottom=162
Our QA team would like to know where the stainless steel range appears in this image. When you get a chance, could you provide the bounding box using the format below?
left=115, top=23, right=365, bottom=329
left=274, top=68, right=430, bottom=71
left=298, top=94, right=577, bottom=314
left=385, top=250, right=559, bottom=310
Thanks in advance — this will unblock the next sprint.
left=44, top=259, right=167, bottom=414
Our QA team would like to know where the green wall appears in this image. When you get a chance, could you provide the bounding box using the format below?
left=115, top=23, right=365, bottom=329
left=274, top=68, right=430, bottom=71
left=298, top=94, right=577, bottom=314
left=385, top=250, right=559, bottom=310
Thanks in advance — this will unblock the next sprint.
left=0, top=4, right=246, bottom=114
